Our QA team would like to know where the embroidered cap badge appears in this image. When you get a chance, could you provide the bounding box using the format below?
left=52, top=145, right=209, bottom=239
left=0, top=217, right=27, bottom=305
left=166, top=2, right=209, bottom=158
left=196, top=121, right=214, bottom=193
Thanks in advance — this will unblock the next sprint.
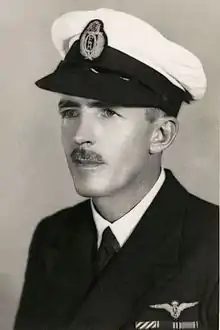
left=149, top=301, right=199, bottom=320
left=80, top=19, right=108, bottom=61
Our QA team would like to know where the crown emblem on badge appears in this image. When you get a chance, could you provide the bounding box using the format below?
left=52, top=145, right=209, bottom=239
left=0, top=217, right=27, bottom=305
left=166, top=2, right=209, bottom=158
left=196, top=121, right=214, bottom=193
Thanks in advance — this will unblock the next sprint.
left=79, top=19, right=107, bottom=61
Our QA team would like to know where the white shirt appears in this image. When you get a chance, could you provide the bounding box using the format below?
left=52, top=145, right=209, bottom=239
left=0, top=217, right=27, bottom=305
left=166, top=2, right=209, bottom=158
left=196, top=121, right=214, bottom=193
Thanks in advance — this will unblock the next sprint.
left=91, top=168, right=165, bottom=248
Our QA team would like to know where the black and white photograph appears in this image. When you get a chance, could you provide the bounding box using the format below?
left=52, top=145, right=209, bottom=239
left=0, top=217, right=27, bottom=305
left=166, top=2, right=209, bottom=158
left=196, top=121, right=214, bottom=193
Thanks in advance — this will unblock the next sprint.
left=0, top=1, right=219, bottom=330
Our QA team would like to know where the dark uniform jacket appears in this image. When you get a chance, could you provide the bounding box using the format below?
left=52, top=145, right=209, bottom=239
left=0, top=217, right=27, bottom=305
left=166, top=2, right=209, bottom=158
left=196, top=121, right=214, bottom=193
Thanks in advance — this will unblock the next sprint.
left=14, top=170, right=219, bottom=330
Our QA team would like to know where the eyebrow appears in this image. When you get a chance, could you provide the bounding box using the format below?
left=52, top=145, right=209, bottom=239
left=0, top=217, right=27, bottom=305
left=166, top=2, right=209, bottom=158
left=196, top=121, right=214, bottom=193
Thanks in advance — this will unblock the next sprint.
left=58, top=99, right=80, bottom=110
left=58, top=99, right=119, bottom=111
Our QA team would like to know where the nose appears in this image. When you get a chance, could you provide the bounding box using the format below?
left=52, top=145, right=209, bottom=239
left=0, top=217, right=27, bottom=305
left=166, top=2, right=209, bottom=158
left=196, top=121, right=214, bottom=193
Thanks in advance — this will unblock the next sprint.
left=73, top=113, right=96, bottom=146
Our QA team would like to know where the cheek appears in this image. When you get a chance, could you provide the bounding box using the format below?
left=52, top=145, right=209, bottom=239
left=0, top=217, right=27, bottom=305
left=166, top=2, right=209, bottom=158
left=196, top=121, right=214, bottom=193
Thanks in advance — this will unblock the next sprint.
left=61, top=121, right=77, bottom=152
left=103, top=125, right=151, bottom=169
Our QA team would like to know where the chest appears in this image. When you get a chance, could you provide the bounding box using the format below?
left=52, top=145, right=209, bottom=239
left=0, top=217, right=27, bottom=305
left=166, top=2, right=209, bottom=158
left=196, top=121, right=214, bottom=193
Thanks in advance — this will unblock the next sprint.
left=121, top=260, right=211, bottom=330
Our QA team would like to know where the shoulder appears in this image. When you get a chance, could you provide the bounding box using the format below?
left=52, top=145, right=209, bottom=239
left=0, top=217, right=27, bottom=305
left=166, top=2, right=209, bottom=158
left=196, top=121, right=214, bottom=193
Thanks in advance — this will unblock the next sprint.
left=184, top=192, right=218, bottom=233
left=186, top=192, right=218, bottom=216
left=30, top=199, right=92, bottom=246
left=180, top=190, right=218, bottom=260
left=167, top=169, right=218, bottom=247
left=167, top=169, right=218, bottom=229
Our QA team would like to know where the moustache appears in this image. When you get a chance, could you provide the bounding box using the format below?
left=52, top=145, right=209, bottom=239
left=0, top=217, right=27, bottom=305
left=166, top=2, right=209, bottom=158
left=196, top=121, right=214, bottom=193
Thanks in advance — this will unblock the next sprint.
left=71, top=148, right=105, bottom=164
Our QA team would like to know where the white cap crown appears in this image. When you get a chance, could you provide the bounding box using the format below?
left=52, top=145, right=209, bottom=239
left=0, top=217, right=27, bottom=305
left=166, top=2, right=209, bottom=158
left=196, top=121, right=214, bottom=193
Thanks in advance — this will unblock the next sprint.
left=51, top=8, right=207, bottom=100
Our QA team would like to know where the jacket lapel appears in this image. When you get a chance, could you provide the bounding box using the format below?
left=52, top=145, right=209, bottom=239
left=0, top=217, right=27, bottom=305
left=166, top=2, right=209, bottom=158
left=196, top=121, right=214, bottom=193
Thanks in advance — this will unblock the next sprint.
left=68, top=170, right=188, bottom=330
left=43, top=201, right=97, bottom=325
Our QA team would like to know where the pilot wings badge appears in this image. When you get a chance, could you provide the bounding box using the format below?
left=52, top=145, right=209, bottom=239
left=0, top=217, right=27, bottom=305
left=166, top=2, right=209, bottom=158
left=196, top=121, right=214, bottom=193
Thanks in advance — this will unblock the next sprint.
left=80, top=19, right=108, bottom=61
left=149, top=301, right=199, bottom=319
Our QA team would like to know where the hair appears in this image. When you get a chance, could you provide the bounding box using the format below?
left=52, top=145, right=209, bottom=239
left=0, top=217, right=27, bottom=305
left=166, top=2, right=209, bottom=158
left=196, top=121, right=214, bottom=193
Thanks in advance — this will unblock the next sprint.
left=145, top=107, right=166, bottom=123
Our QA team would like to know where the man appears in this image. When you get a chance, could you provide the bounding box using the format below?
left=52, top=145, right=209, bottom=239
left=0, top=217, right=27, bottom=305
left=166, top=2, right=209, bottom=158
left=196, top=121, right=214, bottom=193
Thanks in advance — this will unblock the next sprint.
left=14, top=8, right=218, bottom=330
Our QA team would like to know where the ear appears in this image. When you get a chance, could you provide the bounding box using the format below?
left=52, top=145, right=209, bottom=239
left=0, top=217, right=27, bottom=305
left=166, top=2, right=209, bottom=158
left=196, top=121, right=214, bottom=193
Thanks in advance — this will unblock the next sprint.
left=149, top=117, right=179, bottom=154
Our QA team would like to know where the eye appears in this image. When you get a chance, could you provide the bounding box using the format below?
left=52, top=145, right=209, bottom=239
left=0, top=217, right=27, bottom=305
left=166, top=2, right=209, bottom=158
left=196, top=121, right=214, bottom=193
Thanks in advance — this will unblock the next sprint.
left=60, top=108, right=80, bottom=119
left=100, top=108, right=118, bottom=118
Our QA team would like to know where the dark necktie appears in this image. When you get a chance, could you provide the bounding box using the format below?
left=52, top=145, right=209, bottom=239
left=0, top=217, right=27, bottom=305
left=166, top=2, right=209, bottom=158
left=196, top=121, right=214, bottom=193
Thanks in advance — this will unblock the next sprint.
left=96, top=226, right=120, bottom=273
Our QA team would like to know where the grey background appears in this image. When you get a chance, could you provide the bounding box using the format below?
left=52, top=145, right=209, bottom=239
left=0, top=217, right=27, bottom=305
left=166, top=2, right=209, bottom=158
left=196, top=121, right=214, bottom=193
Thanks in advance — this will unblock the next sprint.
left=0, top=0, right=219, bottom=329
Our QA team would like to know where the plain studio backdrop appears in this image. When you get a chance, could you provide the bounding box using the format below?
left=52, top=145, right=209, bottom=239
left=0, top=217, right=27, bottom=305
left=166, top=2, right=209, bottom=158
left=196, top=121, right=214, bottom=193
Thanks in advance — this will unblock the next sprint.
left=0, top=0, right=219, bottom=329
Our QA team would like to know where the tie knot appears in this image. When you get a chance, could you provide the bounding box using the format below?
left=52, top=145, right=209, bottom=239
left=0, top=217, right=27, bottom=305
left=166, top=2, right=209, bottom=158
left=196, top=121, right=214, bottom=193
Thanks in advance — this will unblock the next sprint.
left=96, top=226, right=120, bottom=273
left=101, top=226, right=120, bottom=252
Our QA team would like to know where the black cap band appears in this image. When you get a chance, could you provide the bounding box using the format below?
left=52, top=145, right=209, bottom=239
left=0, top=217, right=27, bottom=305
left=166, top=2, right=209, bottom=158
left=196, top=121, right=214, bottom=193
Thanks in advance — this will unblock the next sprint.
left=36, top=40, right=192, bottom=116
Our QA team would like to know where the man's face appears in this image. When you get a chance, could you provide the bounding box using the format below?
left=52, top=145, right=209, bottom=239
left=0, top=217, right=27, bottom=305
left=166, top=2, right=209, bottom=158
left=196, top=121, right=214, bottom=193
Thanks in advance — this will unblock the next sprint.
left=59, top=95, right=155, bottom=197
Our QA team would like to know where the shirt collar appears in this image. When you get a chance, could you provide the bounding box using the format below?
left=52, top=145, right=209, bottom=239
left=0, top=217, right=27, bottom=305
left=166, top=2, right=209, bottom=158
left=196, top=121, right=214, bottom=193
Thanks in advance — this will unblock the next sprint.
left=91, top=168, right=165, bottom=248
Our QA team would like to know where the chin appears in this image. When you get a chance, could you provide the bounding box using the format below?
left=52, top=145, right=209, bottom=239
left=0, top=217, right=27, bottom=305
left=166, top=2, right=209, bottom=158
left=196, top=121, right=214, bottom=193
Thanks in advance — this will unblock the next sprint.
left=71, top=168, right=116, bottom=198
left=70, top=166, right=128, bottom=198
left=74, top=185, right=110, bottom=198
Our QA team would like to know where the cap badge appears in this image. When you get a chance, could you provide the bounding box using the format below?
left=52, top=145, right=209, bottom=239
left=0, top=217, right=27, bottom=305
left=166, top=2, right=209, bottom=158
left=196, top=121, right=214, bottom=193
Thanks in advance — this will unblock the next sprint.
left=80, top=19, right=107, bottom=61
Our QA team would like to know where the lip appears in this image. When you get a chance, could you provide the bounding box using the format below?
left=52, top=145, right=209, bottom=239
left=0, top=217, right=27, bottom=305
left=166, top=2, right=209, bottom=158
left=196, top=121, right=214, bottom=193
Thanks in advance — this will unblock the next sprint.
left=73, top=159, right=105, bottom=168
